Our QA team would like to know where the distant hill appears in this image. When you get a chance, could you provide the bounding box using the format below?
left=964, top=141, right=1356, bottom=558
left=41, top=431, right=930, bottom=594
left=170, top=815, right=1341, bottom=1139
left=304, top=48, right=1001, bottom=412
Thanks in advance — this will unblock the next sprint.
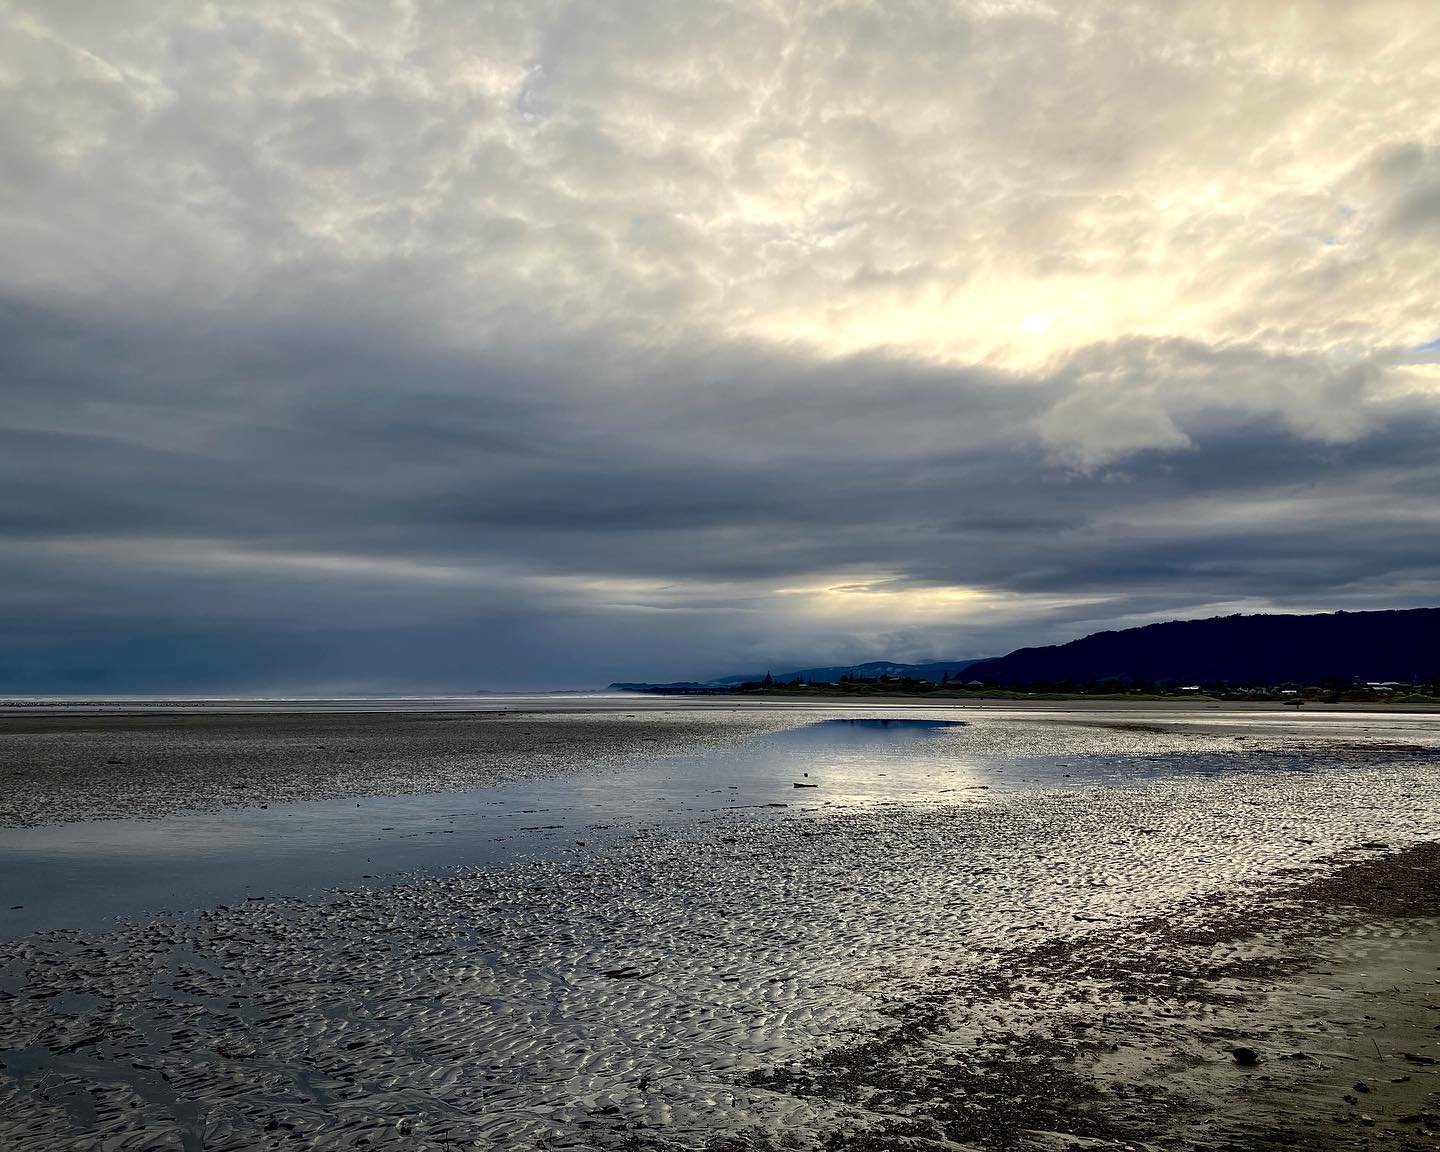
left=706, top=659, right=988, bottom=686
left=964, top=608, right=1440, bottom=688
left=609, top=659, right=988, bottom=694
left=608, top=681, right=717, bottom=693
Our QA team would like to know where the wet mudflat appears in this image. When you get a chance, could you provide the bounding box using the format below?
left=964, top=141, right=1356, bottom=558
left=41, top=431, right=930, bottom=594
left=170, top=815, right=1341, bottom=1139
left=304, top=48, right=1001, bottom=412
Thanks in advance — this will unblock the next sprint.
left=0, top=704, right=1437, bottom=1150
left=0, top=702, right=807, bottom=829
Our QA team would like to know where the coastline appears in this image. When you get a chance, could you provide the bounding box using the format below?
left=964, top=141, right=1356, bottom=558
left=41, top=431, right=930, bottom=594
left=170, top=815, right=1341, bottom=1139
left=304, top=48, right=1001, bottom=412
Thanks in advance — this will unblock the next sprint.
left=4, top=693, right=1440, bottom=717
left=5, top=699, right=1439, bottom=830
left=629, top=691, right=1440, bottom=714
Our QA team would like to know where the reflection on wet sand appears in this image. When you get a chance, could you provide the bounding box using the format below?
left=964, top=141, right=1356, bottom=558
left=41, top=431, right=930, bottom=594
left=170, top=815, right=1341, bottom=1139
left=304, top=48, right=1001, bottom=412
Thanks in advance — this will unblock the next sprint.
left=0, top=706, right=1437, bottom=1149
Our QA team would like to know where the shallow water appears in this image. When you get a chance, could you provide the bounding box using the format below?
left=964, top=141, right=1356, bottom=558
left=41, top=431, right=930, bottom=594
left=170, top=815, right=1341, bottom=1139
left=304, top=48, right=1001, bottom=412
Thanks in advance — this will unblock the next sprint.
left=3, top=710, right=1437, bottom=937
left=1, top=706, right=1438, bottom=1150
left=1, top=719, right=980, bottom=935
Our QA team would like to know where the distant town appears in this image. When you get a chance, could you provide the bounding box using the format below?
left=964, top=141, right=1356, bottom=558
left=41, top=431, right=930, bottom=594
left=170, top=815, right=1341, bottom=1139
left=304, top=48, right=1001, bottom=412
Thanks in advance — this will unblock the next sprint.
left=613, top=670, right=1440, bottom=704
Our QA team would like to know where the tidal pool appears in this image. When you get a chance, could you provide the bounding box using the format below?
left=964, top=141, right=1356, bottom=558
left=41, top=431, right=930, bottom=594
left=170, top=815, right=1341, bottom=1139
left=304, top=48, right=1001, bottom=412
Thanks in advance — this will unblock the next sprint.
left=1, top=718, right=977, bottom=935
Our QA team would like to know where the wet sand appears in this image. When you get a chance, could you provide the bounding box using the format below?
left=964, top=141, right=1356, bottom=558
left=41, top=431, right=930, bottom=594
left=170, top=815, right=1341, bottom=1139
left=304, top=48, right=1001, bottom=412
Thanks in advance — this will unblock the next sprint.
left=0, top=709, right=806, bottom=828
left=0, top=706, right=1436, bottom=1149
left=5, top=700, right=1437, bottom=829
left=765, top=843, right=1440, bottom=1151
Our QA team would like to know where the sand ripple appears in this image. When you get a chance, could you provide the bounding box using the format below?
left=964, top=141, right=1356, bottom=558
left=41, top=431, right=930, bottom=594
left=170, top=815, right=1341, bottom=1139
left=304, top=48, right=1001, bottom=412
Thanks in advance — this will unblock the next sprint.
left=2, top=735, right=1438, bottom=1148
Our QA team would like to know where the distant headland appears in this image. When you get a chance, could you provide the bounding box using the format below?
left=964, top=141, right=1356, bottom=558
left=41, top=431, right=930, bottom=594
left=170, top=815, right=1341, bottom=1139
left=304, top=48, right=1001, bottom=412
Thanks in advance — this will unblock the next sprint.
left=611, top=607, right=1440, bottom=703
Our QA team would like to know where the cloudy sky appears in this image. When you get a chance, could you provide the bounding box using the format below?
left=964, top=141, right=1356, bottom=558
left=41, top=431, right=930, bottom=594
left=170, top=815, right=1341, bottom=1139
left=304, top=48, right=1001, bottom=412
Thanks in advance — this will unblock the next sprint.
left=3, top=1, right=1439, bottom=691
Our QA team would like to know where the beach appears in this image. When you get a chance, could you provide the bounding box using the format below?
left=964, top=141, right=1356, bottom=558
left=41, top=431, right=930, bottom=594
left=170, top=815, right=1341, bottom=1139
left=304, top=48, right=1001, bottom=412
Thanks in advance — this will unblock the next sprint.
left=0, top=703, right=804, bottom=829
left=0, top=700, right=1436, bottom=1149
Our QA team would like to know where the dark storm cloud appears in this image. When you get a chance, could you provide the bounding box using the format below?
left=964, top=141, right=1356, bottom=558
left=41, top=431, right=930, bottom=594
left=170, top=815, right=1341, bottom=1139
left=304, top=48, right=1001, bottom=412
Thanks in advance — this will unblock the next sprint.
left=1, top=1, right=1437, bottom=688
left=4, top=287, right=1439, bottom=690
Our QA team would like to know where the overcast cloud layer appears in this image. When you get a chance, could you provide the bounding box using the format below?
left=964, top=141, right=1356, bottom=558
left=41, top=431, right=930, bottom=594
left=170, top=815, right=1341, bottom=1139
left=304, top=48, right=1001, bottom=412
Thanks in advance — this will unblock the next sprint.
left=3, top=0, right=1439, bottom=691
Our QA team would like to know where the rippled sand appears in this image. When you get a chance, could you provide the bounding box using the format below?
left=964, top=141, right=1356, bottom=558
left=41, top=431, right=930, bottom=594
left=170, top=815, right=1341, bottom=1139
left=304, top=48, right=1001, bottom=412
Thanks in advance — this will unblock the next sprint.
left=1, top=712, right=1437, bottom=1150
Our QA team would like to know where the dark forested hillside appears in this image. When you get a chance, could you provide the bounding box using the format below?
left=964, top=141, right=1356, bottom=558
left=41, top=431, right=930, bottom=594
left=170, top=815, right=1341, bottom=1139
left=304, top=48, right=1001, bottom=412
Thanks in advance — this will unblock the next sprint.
left=964, top=608, right=1440, bottom=688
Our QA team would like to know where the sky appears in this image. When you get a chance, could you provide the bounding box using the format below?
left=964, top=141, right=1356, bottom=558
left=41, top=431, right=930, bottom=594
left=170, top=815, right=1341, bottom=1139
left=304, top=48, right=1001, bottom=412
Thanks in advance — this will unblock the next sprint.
left=3, top=0, right=1439, bottom=692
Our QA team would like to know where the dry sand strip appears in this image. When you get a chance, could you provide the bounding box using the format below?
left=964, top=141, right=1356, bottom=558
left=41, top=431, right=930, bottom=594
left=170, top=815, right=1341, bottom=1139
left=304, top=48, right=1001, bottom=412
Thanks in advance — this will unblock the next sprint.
left=748, top=841, right=1440, bottom=1152
left=0, top=710, right=806, bottom=827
